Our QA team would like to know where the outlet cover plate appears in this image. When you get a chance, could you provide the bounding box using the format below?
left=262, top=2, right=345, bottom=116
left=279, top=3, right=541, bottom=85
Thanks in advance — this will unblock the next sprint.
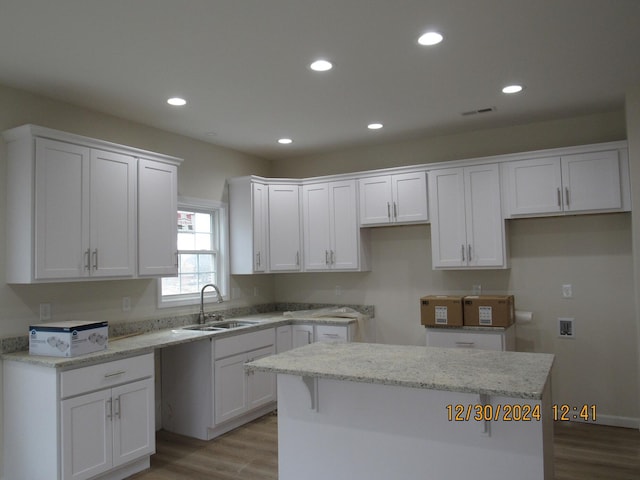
left=558, top=317, right=575, bottom=338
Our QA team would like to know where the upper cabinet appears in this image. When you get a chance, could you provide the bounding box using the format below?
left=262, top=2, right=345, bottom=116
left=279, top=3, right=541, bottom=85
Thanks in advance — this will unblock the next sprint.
left=137, top=158, right=179, bottom=276
left=3, top=125, right=182, bottom=283
left=302, top=180, right=370, bottom=271
left=359, top=172, right=428, bottom=226
left=502, top=147, right=630, bottom=218
left=429, top=164, right=507, bottom=269
left=268, top=184, right=302, bottom=272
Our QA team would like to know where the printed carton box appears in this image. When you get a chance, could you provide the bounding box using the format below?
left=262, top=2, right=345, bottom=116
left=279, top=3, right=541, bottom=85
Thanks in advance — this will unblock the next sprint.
left=29, top=321, right=108, bottom=357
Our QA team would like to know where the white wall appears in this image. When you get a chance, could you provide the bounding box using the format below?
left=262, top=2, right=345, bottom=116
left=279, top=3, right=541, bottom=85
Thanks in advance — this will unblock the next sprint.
left=0, top=84, right=276, bottom=336
left=272, top=109, right=639, bottom=425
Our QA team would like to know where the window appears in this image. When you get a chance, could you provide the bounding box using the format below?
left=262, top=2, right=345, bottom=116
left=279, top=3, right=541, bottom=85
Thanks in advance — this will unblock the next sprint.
left=159, top=197, right=228, bottom=307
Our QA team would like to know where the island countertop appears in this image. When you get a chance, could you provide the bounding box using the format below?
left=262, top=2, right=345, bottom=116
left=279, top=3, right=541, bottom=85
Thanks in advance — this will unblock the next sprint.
left=246, top=342, right=554, bottom=399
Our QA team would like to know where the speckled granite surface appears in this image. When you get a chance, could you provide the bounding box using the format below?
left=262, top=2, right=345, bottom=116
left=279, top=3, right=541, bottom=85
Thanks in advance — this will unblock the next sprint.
left=0, top=302, right=374, bottom=355
left=1, top=308, right=369, bottom=369
left=246, top=342, right=554, bottom=399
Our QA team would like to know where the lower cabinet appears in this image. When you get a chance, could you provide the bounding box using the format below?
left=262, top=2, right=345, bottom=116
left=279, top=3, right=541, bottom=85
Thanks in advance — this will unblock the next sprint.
left=291, top=323, right=353, bottom=348
left=3, top=353, right=155, bottom=480
left=161, top=328, right=277, bottom=441
left=425, top=326, right=515, bottom=351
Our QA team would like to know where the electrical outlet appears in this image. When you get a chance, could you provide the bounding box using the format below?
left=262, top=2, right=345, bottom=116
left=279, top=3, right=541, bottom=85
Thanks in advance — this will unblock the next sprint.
left=558, top=318, right=575, bottom=338
left=253, top=287, right=259, bottom=297
left=232, top=287, right=241, bottom=299
left=335, top=285, right=343, bottom=296
left=39, top=303, right=51, bottom=321
left=122, top=296, right=131, bottom=312
left=562, top=284, right=573, bottom=298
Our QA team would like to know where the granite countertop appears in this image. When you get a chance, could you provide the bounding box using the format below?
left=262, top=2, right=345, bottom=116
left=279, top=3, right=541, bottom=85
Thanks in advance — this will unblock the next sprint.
left=246, top=342, right=554, bottom=399
left=1, top=312, right=362, bottom=369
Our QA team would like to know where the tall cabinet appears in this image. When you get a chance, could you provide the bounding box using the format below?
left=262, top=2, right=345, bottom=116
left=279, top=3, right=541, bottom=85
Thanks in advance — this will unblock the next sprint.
left=268, top=184, right=302, bottom=271
left=3, top=124, right=182, bottom=283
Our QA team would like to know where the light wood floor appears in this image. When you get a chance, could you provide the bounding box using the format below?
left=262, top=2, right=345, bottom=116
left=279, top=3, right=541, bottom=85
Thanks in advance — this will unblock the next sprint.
left=130, top=414, right=639, bottom=479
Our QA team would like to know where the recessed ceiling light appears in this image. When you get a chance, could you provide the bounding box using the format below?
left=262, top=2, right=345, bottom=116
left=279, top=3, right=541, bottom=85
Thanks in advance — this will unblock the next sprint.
left=418, top=31, right=443, bottom=46
left=278, top=138, right=293, bottom=145
left=167, top=97, right=187, bottom=106
left=368, top=123, right=383, bottom=130
left=310, top=59, right=333, bottom=72
left=502, top=85, right=524, bottom=94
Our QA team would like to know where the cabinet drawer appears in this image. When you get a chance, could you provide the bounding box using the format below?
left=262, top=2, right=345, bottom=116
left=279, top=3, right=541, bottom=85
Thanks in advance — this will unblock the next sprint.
left=426, top=330, right=504, bottom=351
left=60, top=353, right=154, bottom=399
left=315, top=325, right=348, bottom=343
left=214, top=328, right=275, bottom=360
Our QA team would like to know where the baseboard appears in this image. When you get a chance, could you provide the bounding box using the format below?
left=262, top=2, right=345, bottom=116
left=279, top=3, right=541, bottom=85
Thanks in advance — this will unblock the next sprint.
left=207, top=402, right=277, bottom=440
left=569, top=413, right=639, bottom=429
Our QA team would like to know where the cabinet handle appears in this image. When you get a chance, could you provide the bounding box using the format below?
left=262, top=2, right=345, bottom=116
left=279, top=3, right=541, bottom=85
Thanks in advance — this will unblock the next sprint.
left=455, top=341, right=475, bottom=348
left=175, top=251, right=179, bottom=268
left=557, top=187, right=562, bottom=207
left=565, top=187, right=570, bottom=207
left=296, top=251, right=300, bottom=266
left=307, top=331, right=312, bottom=344
left=387, top=202, right=391, bottom=220
left=114, top=397, right=121, bottom=418
left=104, top=370, right=126, bottom=378
left=468, top=244, right=472, bottom=262
left=330, top=250, right=335, bottom=265
left=325, top=250, right=329, bottom=265
left=84, top=249, right=91, bottom=270
left=256, top=252, right=261, bottom=267
left=393, top=202, right=398, bottom=219
left=322, top=333, right=340, bottom=339
left=461, top=244, right=465, bottom=262
left=106, top=398, right=113, bottom=420
left=92, top=249, right=98, bottom=270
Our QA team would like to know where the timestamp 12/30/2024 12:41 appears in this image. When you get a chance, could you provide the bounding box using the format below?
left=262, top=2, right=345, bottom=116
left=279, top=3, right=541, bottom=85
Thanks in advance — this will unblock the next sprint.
left=446, top=403, right=597, bottom=422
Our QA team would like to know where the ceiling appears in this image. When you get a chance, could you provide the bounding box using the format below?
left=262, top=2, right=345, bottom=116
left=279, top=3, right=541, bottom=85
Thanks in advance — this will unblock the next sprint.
left=1, top=0, right=639, bottom=160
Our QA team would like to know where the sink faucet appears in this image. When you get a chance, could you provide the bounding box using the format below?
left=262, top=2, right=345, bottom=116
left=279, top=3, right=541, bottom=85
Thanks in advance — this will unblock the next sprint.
left=199, top=283, right=224, bottom=324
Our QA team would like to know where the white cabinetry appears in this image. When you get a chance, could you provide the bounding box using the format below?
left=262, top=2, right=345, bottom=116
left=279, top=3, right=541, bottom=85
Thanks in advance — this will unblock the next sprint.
left=137, top=158, right=178, bottom=276
left=228, top=177, right=269, bottom=274
left=161, top=328, right=276, bottom=441
left=268, top=184, right=302, bottom=271
left=291, top=323, right=352, bottom=347
left=429, top=164, right=506, bottom=269
left=276, top=325, right=293, bottom=353
left=3, top=353, right=155, bottom=480
left=359, top=171, right=428, bottom=226
left=502, top=149, right=629, bottom=217
left=426, top=326, right=515, bottom=351
left=3, top=124, right=182, bottom=283
left=302, top=180, right=369, bottom=271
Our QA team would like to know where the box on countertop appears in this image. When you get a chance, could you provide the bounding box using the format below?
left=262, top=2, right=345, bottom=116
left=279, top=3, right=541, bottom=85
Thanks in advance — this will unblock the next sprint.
left=29, top=321, right=108, bottom=357
left=420, top=296, right=464, bottom=326
left=463, top=295, right=515, bottom=327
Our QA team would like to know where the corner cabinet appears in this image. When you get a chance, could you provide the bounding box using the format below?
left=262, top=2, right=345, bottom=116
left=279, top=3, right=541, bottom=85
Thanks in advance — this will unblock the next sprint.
left=302, top=180, right=370, bottom=271
left=428, top=164, right=507, bottom=269
left=3, top=353, right=155, bottom=480
left=2, top=124, right=182, bottom=283
left=501, top=146, right=631, bottom=218
left=358, top=171, right=428, bottom=226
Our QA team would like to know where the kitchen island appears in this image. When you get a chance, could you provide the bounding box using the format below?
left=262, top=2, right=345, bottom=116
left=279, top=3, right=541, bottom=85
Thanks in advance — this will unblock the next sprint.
left=247, top=342, right=555, bottom=480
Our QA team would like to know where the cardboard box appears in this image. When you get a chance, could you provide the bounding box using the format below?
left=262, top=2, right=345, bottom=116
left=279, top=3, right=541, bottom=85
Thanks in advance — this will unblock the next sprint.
left=463, top=295, right=515, bottom=327
left=29, top=321, right=108, bottom=357
left=420, top=296, right=464, bottom=326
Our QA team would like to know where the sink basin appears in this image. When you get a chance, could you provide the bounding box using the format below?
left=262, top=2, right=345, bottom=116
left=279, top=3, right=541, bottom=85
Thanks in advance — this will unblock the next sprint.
left=182, top=319, right=263, bottom=332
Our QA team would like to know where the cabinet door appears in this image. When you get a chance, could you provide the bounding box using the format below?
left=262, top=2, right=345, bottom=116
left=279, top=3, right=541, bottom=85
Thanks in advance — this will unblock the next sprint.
left=252, top=183, right=268, bottom=272
left=392, top=172, right=428, bottom=223
left=302, top=183, right=331, bottom=270
left=359, top=176, right=392, bottom=225
left=247, top=346, right=277, bottom=410
left=90, top=149, right=136, bottom=277
left=112, top=378, right=155, bottom=469
left=276, top=325, right=293, bottom=353
left=428, top=168, right=467, bottom=268
left=268, top=184, right=301, bottom=271
left=503, top=157, right=563, bottom=216
left=292, top=325, right=314, bottom=348
left=61, top=389, right=113, bottom=480
left=562, top=150, right=621, bottom=212
left=464, top=164, right=505, bottom=268
left=214, top=352, right=249, bottom=424
left=138, top=159, right=179, bottom=276
left=34, top=138, right=90, bottom=279
left=329, top=180, right=360, bottom=270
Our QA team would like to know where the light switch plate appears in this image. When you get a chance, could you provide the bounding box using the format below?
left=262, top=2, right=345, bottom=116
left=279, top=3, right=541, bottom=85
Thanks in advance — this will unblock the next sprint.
left=39, top=303, right=51, bottom=321
left=562, top=284, right=573, bottom=298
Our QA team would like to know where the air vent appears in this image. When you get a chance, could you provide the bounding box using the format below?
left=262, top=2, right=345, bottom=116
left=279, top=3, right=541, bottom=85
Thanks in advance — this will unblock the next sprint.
left=462, top=107, right=496, bottom=116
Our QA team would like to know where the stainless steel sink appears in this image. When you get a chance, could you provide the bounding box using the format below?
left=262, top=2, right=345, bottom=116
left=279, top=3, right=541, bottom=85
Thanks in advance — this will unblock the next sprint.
left=182, top=319, right=263, bottom=332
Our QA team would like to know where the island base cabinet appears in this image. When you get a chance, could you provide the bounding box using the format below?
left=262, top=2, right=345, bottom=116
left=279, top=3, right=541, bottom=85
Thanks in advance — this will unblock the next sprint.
left=277, top=374, right=552, bottom=480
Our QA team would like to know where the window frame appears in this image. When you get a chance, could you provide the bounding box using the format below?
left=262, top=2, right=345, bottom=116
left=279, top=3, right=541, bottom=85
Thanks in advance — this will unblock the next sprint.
left=157, top=196, right=229, bottom=309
